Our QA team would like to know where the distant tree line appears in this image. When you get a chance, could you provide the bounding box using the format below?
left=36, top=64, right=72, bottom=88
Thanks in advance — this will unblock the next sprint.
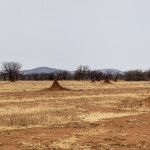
left=0, top=62, right=150, bottom=81
left=124, top=70, right=150, bottom=81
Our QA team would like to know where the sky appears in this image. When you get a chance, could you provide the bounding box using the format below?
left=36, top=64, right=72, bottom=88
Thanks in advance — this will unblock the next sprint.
left=0, top=0, right=150, bottom=71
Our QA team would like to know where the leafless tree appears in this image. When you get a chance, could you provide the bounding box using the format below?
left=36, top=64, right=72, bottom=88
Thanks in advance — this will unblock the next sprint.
left=0, top=72, right=7, bottom=81
left=89, top=71, right=103, bottom=81
left=124, top=70, right=145, bottom=81
left=74, top=65, right=90, bottom=80
left=144, top=69, right=150, bottom=80
left=2, top=62, right=22, bottom=82
left=56, top=71, right=71, bottom=80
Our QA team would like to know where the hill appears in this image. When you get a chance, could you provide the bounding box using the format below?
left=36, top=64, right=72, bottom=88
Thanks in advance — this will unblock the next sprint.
left=97, top=69, right=124, bottom=75
left=22, top=67, right=62, bottom=75
left=22, top=67, right=124, bottom=75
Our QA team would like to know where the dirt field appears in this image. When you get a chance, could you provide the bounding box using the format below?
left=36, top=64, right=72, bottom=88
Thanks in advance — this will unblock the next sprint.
left=0, top=81, right=150, bottom=150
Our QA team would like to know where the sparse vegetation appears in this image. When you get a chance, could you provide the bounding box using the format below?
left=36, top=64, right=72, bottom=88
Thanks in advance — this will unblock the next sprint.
left=0, top=81, right=150, bottom=149
left=0, top=64, right=149, bottom=81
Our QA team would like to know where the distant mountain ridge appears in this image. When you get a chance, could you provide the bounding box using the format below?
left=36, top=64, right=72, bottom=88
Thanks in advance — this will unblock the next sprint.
left=22, top=67, right=63, bottom=75
left=96, top=69, right=124, bottom=75
left=22, top=67, right=124, bottom=75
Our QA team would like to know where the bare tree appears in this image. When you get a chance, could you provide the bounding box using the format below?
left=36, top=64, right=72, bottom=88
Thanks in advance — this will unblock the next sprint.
left=144, top=69, right=150, bottom=80
left=124, top=70, right=145, bottom=81
left=0, top=72, right=7, bottom=81
left=90, top=71, right=103, bottom=81
left=2, top=62, right=22, bottom=82
left=56, top=70, right=71, bottom=80
left=74, top=65, right=90, bottom=80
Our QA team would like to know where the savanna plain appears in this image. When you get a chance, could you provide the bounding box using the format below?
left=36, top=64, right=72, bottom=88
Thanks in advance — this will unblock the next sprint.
left=0, top=80, right=150, bottom=150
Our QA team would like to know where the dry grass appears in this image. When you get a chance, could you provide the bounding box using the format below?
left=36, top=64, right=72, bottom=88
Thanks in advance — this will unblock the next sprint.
left=0, top=81, right=150, bottom=149
left=80, top=112, right=145, bottom=122
left=0, top=81, right=149, bottom=130
left=21, top=142, right=47, bottom=150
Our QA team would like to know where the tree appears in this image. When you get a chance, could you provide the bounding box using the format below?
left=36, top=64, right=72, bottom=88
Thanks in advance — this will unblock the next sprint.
left=56, top=70, right=72, bottom=80
left=0, top=72, right=7, bottom=81
left=124, top=70, right=145, bottom=81
left=2, top=61, right=22, bottom=82
left=144, top=69, right=150, bottom=80
left=48, top=73, right=55, bottom=80
left=89, top=71, right=103, bottom=81
left=74, top=65, right=90, bottom=80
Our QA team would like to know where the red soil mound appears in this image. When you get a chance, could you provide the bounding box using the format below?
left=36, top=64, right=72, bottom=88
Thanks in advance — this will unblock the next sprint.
left=10, top=80, right=15, bottom=82
left=50, top=80, right=64, bottom=91
left=91, top=79, right=95, bottom=82
left=114, top=78, right=117, bottom=82
left=44, top=80, right=69, bottom=91
left=102, top=75, right=112, bottom=84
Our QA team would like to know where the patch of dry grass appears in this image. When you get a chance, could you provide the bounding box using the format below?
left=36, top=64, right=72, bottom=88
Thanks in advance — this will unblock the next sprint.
left=21, top=142, right=47, bottom=150
left=80, top=112, right=145, bottom=122
left=0, top=81, right=149, bottom=131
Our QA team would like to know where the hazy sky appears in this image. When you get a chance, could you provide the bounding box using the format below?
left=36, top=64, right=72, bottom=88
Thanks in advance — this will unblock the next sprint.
left=0, top=0, right=150, bottom=71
